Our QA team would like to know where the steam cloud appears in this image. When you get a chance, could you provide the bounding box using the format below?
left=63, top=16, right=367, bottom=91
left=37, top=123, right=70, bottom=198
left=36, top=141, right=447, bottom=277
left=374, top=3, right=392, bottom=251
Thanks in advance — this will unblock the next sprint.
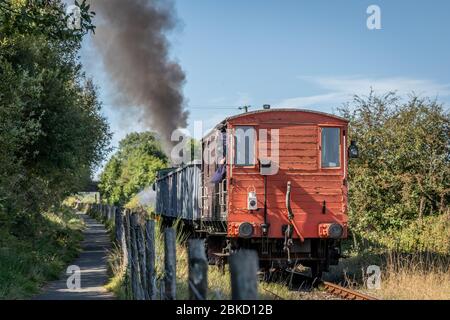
left=91, top=0, right=188, bottom=149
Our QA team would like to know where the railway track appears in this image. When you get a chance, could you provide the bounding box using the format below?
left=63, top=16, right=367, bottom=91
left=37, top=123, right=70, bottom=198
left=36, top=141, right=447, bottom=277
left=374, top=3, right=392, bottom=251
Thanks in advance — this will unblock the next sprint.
left=272, top=269, right=379, bottom=301
left=318, top=281, right=378, bottom=300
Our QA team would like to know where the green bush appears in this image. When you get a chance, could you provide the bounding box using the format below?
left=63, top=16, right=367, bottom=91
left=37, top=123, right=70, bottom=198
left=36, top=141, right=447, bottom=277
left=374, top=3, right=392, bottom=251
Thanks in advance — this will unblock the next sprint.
left=0, top=0, right=111, bottom=218
left=378, top=215, right=450, bottom=254
left=339, top=92, right=449, bottom=248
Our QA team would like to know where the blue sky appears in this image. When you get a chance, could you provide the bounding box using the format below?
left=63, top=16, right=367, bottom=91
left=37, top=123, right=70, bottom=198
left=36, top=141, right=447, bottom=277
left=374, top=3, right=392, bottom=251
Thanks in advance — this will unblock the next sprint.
left=81, top=0, right=450, bottom=160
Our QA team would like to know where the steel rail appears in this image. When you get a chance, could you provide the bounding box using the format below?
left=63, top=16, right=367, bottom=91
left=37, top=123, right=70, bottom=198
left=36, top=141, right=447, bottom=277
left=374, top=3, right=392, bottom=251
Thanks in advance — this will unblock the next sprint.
left=282, top=269, right=379, bottom=300
left=319, top=281, right=378, bottom=300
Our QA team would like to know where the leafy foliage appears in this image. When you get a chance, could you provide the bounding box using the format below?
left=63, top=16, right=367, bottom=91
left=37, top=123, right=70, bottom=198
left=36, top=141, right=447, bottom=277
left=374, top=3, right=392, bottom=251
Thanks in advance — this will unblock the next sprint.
left=339, top=92, right=449, bottom=246
left=99, top=132, right=168, bottom=206
left=0, top=0, right=95, bottom=44
left=0, top=0, right=110, bottom=222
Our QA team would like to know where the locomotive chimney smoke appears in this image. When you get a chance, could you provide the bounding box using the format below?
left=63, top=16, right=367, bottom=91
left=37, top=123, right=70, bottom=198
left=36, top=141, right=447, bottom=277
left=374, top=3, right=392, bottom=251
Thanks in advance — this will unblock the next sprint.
left=91, top=0, right=188, bottom=150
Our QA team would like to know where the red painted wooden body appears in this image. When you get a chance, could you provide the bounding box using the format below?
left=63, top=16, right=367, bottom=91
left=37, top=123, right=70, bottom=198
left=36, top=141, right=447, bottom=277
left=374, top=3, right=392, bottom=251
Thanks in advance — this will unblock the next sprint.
left=223, top=109, right=349, bottom=240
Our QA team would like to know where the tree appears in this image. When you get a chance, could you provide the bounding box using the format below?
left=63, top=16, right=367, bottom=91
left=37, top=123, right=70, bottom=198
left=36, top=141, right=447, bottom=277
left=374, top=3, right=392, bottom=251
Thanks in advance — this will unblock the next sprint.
left=99, top=132, right=168, bottom=206
left=339, top=92, right=450, bottom=236
left=0, top=0, right=111, bottom=224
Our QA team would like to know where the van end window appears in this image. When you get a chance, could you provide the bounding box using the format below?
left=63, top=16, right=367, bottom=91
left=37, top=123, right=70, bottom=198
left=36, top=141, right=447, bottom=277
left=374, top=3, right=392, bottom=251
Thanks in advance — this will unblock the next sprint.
left=234, top=126, right=256, bottom=166
left=321, top=127, right=340, bottom=168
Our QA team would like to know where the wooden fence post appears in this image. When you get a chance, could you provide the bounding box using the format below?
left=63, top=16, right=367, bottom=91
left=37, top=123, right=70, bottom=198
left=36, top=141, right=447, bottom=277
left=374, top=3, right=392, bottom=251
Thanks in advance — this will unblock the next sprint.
left=136, top=221, right=148, bottom=299
left=121, top=209, right=128, bottom=267
left=159, top=278, right=165, bottom=300
left=229, top=250, right=259, bottom=300
left=164, top=227, right=176, bottom=300
left=114, top=207, right=121, bottom=243
left=188, top=239, right=208, bottom=300
left=124, top=210, right=135, bottom=299
left=145, top=220, right=157, bottom=300
left=130, top=213, right=145, bottom=300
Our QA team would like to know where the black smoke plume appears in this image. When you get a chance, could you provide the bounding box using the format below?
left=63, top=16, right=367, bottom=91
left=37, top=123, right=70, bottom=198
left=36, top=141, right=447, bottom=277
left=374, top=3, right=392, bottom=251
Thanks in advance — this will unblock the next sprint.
left=92, top=0, right=188, bottom=149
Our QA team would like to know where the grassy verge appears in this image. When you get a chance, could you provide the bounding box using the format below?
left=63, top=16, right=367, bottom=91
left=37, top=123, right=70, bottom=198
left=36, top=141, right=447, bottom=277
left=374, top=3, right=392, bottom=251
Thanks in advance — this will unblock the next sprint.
left=325, top=249, right=450, bottom=300
left=326, top=214, right=450, bottom=300
left=0, top=207, right=84, bottom=299
left=105, top=243, right=128, bottom=299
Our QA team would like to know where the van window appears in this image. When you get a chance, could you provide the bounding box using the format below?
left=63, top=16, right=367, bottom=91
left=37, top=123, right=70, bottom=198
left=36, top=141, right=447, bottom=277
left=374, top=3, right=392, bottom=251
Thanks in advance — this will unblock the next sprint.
left=234, top=126, right=256, bottom=166
left=321, top=127, right=340, bottom=168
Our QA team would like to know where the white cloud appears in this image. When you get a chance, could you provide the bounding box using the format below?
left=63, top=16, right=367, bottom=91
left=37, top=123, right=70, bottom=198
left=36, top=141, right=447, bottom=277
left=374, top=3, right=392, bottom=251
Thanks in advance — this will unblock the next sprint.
left=278, top=76, right=450, bottom=109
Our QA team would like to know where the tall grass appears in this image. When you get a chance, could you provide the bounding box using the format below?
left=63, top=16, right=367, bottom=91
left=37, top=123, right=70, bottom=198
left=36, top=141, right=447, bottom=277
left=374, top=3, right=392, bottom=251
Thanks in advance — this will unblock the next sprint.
left=328, top=215, right=450, bottom=300
left=105, top=243, right=128, bottom=299
left=377, top=252, right=450, bottom=300
left=0, top=207, right=84, bottom=299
